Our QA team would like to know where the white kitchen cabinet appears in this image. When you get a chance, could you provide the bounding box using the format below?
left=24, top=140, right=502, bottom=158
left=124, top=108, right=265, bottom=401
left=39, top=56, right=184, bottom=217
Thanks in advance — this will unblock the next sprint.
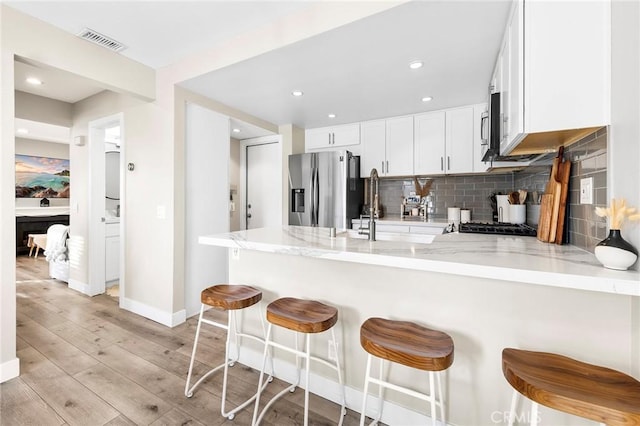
left=360, top=119, right=386, bottom=177
left=414, top=111, right=445, bottom=174
left=360, top=116, right=413, bottom=177
left=498, top=0, right=609, bottom=156
left=105, top=223, right=119, bottom=282
left=445, top=107, right=474, bottom=174
left=305, top=123, right=360, bottom=150
left=384, top=116, right=414, bottom=176
left=414, top=106, right=474, bottom=175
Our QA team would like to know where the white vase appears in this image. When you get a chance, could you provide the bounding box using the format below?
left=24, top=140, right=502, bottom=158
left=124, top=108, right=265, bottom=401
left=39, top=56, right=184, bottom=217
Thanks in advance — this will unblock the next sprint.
left=594, top=229, right=638, bottom=271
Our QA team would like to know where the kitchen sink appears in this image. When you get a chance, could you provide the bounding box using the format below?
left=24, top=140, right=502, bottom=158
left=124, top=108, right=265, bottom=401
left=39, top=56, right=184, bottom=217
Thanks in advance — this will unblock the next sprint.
left=344, top=230, right=435, bottom=244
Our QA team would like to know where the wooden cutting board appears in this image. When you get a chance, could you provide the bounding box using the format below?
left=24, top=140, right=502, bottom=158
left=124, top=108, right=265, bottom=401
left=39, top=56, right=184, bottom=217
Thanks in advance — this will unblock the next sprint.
left=538, top=147, right=564, bottom=243
left=554, top=159, right=572, bottom=244
left=537, top=194, right=554, bottom=241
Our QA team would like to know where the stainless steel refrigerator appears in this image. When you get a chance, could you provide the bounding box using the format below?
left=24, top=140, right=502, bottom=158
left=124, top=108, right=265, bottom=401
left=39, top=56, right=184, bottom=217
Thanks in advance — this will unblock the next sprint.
left=288, top=151, right=363, bottom=229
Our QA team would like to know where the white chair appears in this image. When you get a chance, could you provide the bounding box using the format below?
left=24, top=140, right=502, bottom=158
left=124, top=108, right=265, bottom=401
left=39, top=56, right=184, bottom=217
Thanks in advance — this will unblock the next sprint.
left=45, top=224, right=70, bottom=282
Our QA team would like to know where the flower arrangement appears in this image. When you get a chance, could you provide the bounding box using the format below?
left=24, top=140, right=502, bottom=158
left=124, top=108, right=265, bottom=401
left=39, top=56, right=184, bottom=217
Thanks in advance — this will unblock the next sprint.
left=595, top=198, right=640, bottom=229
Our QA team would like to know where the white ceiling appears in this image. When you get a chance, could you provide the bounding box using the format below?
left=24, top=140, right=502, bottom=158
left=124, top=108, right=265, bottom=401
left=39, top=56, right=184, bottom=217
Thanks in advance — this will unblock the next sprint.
left=7, top=1, right=512, bottom=137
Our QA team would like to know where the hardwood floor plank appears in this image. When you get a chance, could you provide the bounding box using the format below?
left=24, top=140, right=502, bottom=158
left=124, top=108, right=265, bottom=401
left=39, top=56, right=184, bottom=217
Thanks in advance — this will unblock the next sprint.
left=17, top=318, right=100, bottom=376
left=18, top=347, right=120, bottom=426
left=0, top=377, right=65, bottom=425
left=149, top=407, right=207, bottom=426
left=102, top=414, right=137, bottom=426
left=48, top=319, right=118, bottom=354
left=73, top=364, right=172, bottom=425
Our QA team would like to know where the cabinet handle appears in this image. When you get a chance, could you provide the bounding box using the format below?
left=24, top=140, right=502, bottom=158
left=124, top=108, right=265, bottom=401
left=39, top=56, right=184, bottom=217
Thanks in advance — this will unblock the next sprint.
left=386, top=161, right=389, bottom=174
left=447, top=156, right=451, bottom=170
left=381, top=161, right=384, bottom=173
left=440, top=157, right=444, bottom=171
left=332, top=133, right=335, bottom=144
left=328, top=134, right=331, bottom=145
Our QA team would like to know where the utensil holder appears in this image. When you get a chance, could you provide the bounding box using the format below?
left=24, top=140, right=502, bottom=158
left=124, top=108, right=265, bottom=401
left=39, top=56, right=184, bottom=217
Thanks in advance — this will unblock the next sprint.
left=509, top=204, right=526, bottom=224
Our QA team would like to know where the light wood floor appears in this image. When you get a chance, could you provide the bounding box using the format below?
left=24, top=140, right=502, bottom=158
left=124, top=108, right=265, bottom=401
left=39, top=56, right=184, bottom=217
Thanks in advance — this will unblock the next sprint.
left=2, top=255, right=367, bottom=425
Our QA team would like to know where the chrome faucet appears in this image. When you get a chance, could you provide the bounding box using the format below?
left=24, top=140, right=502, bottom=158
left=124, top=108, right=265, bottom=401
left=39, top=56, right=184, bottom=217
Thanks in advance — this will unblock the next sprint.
left=359, top=168, right=379, bottom=241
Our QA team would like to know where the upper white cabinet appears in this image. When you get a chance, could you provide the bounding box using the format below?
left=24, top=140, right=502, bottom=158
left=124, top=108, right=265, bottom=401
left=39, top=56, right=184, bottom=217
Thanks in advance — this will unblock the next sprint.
left=360, top=116, right=413, bottom=177
left=305, top=123, right=360, bottom=150
left=414, top=111, right=445, bottom=175
left=415, top=106, right=474, bottom=175
left=498, top=0, right=610, bottom=155
left=360, top=119, right=386, bottom=177
left=385, top=116, right=414, bottom=176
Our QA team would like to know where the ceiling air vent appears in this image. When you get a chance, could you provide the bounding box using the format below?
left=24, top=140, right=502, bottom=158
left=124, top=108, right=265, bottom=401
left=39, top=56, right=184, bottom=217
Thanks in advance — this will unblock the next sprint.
left=76, top=28, right=127, bottom=52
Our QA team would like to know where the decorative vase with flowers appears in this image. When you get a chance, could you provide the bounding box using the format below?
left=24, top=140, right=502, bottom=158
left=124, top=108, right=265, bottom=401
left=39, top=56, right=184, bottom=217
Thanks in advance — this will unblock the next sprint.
left=594, top=198, right=640, bottom=270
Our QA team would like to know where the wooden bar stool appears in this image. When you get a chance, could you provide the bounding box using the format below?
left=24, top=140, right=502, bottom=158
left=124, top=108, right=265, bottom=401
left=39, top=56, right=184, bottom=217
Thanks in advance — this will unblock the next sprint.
left=185, top=284, right=272, bottom=420
left=359, top=317, right=454, bottom=426
left=502, top=348, right=640, bottom=426
left=252, top=297, right=346, bottom=426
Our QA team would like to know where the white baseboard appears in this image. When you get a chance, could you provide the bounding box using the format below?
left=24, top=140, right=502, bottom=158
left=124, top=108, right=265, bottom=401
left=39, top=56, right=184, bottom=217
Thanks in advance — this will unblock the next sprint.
left=68, top=278, right=91, bottom=295
left=236, top=347, right=434, bottom=425
left=0, top=357, right=20, bottom=383
left=120, top=296, right=186, bottom=327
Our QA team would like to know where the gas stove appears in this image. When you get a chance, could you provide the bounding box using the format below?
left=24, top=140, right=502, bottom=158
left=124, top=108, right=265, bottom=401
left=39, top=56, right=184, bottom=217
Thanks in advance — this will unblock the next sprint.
left=458, top=222, right=537, bottom=237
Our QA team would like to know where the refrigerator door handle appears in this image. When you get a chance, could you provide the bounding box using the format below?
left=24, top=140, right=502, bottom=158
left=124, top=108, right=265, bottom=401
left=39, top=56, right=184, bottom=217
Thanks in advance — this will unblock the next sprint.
left=313, top=165, right=320, bottom=225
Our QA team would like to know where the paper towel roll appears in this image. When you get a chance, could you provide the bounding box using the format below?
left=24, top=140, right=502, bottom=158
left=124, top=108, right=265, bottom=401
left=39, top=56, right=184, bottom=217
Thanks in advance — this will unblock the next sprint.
left=448, top=207, right=461, bottom=225
left=460, top=209, right=471, bottom=223
left=496, top=195, right=510, bottom=223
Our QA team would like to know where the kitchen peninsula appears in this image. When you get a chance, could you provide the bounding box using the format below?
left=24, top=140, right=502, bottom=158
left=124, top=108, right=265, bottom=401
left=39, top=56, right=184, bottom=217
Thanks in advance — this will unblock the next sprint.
left=200, top=226, right=640, bottom=425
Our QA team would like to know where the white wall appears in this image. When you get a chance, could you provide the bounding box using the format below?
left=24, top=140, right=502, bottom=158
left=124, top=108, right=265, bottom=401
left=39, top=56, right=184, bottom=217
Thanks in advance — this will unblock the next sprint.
left=230, top=138, right=241, bottom=232
left=15, top=91, right=73, bottom=127
left=15, top=138, right=70, bottom=208
left=184, top=103, right=230, bottom=318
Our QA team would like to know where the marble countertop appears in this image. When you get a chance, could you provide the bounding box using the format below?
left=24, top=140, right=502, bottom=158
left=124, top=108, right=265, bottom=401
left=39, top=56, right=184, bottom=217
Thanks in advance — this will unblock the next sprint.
left=200, top=226, right=640, bottom=297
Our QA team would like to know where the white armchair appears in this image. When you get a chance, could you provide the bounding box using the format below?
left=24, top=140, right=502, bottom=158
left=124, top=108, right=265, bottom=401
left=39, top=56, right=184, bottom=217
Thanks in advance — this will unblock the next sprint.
left=44, top=224, right=70, bottom=282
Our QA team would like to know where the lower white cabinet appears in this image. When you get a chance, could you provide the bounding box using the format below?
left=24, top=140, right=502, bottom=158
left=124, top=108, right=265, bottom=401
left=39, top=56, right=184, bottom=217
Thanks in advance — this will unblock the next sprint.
left=105, top=223, right=119, bottom=282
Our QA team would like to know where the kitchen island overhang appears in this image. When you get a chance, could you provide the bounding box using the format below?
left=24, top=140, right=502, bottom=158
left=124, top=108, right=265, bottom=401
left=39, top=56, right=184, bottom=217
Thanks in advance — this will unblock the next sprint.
left=199, top=226, right=640, bottom=425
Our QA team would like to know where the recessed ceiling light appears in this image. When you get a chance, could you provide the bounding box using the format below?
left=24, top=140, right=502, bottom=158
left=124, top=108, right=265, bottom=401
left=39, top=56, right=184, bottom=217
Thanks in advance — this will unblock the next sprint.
left=421, top=96, right=433, bottom=102
left=17, top=128, right=29, bottom=134
left=291, top=90, right=303, bottom=97
left=232, top=128, right=241, bottom=133
left=328, top=113, right=336, bottom=118
left=409, top=60, right=424, bottom=70
left=26, top=77, right=43, bottom=85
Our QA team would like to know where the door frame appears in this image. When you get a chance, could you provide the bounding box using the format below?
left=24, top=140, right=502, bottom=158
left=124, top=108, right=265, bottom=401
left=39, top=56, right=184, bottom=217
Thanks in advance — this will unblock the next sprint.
left=239, top=135, right=282, bottom=230
left=87, top=112, right=125, bottom=299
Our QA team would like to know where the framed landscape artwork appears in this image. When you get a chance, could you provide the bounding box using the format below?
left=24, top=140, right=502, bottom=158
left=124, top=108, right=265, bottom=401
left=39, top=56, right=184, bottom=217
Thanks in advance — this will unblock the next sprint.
left=15, top=154, right=70, bottom=198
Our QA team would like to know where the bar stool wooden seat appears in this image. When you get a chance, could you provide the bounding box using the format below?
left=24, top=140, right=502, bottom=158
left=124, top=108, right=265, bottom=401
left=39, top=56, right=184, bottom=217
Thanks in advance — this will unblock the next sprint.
left=502, top=348, right=640, bottom=426
left=252, top=297, right=346, bottom=426
left=185, top=284, right=271, bottom=420
left=359, top=317, right=454, bottom=426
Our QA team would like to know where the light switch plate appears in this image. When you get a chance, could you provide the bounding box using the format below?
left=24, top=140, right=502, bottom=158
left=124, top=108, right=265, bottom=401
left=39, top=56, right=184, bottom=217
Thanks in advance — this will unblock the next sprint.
left=580, top=177, right=593, bottom=204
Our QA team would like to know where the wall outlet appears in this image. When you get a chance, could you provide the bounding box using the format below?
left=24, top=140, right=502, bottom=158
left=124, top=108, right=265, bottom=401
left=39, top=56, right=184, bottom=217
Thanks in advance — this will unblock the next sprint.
left=328, top=340, right=337, bottom=361
left=580, top=177, right=593, bottom=204
left=231, top=248, right=240, bottom=260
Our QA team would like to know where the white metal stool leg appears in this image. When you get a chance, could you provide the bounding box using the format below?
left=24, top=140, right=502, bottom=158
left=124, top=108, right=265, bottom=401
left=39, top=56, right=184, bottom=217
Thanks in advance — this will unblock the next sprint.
left=360, top=354, right=373, bottom=426
left=253, top=325, right=346, bottom=426
left=436, top=371, right=446, bottom=425
left=185, top=302, right=272, bottom=420
left=530, top=401, right=539, bottom=426
left=507, top=390, right=519, bottom=426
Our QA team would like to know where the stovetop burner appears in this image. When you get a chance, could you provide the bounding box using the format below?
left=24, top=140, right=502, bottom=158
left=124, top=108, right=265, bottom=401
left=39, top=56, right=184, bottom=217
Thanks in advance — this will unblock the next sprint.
left=458, top=222, right=537, bottom=237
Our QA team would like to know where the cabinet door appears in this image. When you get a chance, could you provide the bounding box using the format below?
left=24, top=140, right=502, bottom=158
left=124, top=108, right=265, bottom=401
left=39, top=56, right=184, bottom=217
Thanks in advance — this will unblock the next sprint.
left=360, top=120, right=386, bottom=178
left=105, top=236, right=119, bottom=282
left=332, top=123, right=360, bottom=147
left=445, top=106, right=474, bottom=174
left=305, top=127, right=332, bottom=150
left=506, top=0, right=523, bottom=148
left=414, top=111, right=445, bottom=175
left=385, top=116, right=414, bottom=176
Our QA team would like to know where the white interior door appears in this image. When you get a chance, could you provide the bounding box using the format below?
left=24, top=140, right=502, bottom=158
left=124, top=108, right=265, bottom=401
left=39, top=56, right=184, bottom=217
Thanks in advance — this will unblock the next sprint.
left=245, top=141, right=281, bottom=229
